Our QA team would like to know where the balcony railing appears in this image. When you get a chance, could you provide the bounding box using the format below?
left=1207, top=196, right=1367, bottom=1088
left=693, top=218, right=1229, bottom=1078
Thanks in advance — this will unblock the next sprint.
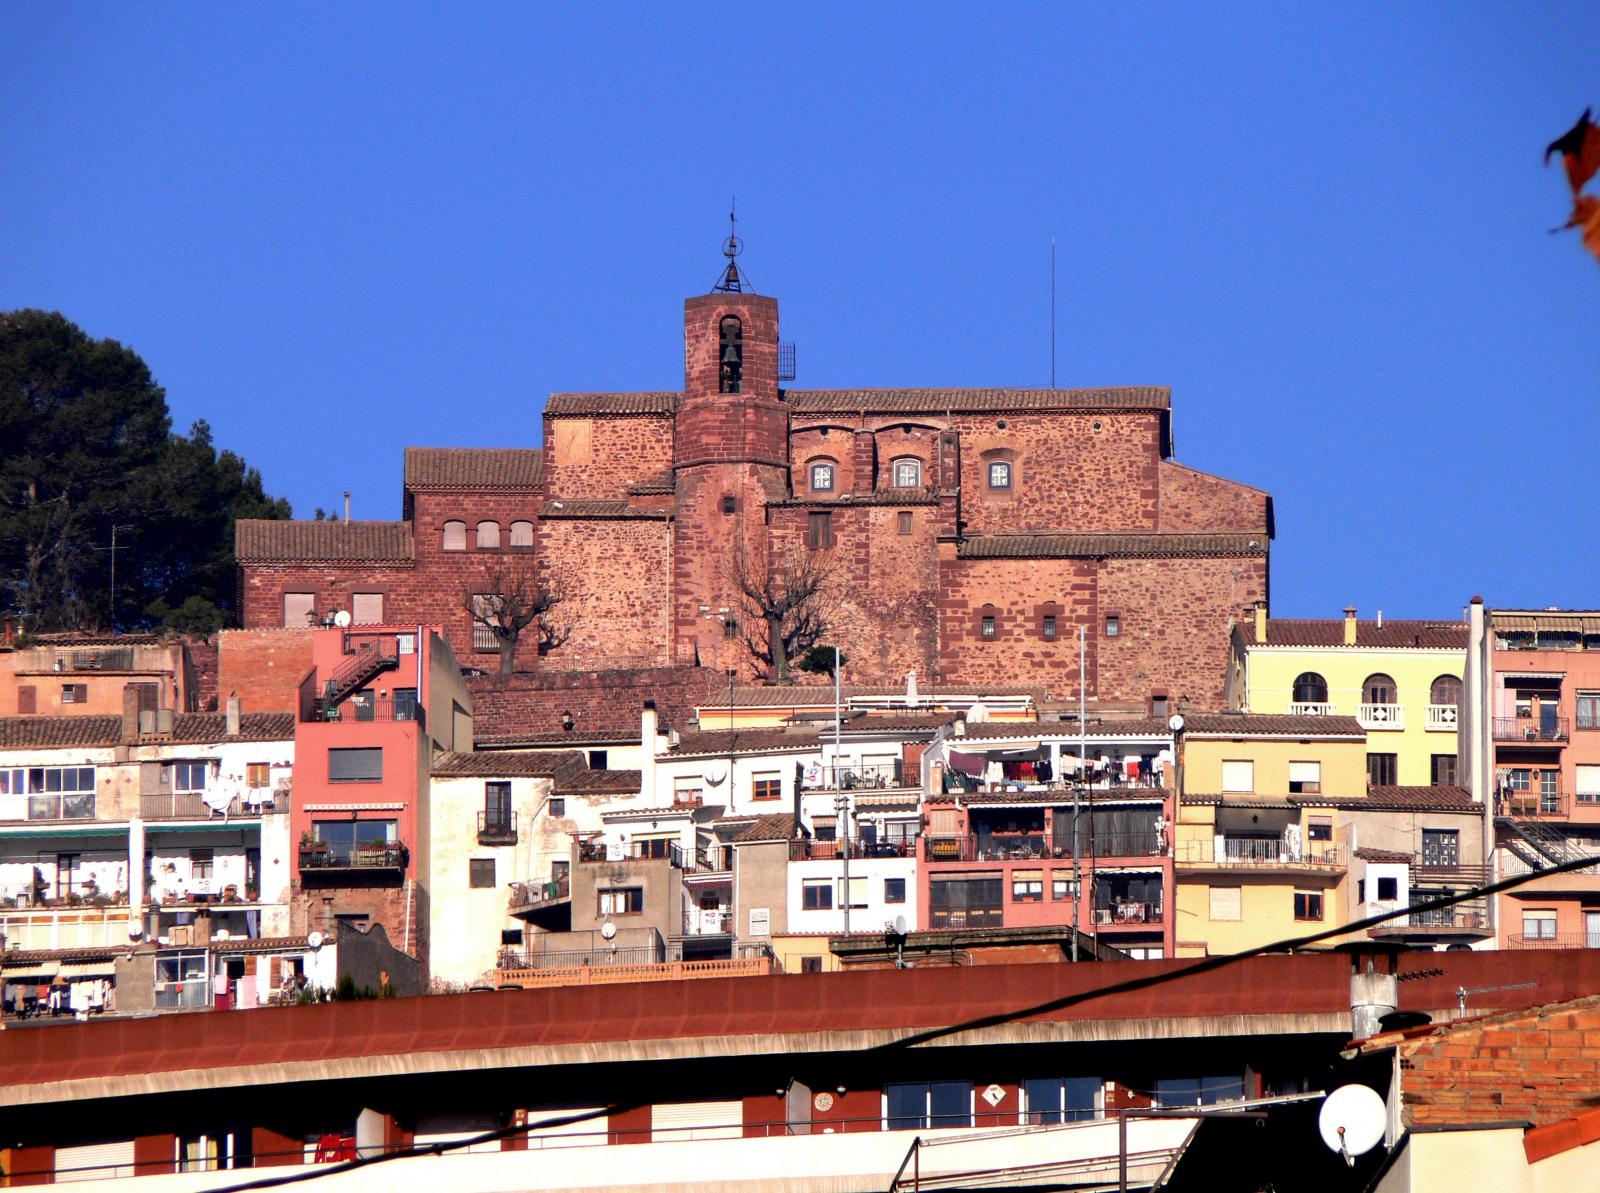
left=1370, top=903, right=1490, bottom=934
left=1507, top=932, right=1600, bottom=950
left=508, top=875, right=571, bottom=913
left=1498, top=791, right=1568, bottom=819
left=1494, top=717, right=1569, bottom=743
left=1174, top=838, right=1344, bottom=868
left=1358, top=703, right=1404, bottom=730
left=809, top=762, right=911, bottom=791
left=1413, top=861, right=1493, bottom=887
left=140, top=791, right=274, bottom=820
left=681, top=907, right=734, bottom=937
left=298, top=842, right=408, bottom=871
left=1093, top=900, right=1163, bottom=927
left=315, top=696, right=419, bottom=724
left=791, top=837, right=917, bottom=861
left=496, top=955, right=774, bottom=989
left=1426, top=704, right=1459, bottom=731
left=578, top=840, right=687, bottom=867
left=924, top=832, right=1165, bottom=863
left=477, top=811, right=517, bottom=846
left=1288, top=702, right=1336, bottom=717
left=927, top=906, right=1005, bottom=931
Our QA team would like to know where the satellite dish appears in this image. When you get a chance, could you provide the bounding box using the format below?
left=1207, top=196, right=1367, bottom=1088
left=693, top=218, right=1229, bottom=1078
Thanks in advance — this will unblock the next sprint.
left=893, top=915, right=907, bottom=936
left=1168, top=713, right=1186, bottom=734
left=332, top=610, right=352, bottom=628
left=705, top=764, right=727, bottom=786
left=1319, top=1084, right=1386, bottom=1165
left=215, top=929, right=230, bottom=941
left=600, top=921, right=617, bottom=941
left=307, top=930, right=325, bottom=950
left=127, top=920, right=144, bottom=941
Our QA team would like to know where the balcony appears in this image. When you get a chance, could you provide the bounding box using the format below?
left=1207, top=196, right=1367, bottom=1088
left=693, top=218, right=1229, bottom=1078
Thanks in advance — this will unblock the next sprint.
left=508, top=875, right=571, bottom=915
left=927, top=906, right=1006, bottom=931
left=680, top=906, right=734, bottom=937
left=1507, top=933, right=1600, bottom=950
left=791, top=837, right=916, bottom=861
left=1413, top=861, right=1493, bottom=887
left=298, top=842, right=408, bottom=874
left=809, top=762, right=913, bottom=792
left=8, top=793, right=96, bottom=822
left=1498, top=791, right=1568, bottom=819
left=1093, top=900, right=1163, bottom=927
left=477, top=811, right=517, bottom=846
left=1494, top=717, right=1569, bottom=744
left=1288, top=702, right=1336, bottom=717
left=1370, top=902, right=1490, bottom=936
left=140, top=791, right=275, bottom=820
left=495, top=954, right=774, bottom=989
left=923, top=832, right=1165, bottom=863
left=1358, top=703, right=1404, bottom=731
left=1426, top=704, right=1460, bottom=731
left=578, top=840, right=687, bottom=867
left=1174, top=838, right=1344, bottom=870
left=314, top=695, right=419, bottom=724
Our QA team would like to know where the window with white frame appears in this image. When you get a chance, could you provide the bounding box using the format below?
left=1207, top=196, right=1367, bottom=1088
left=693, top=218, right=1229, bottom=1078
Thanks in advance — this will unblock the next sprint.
left=1577, top=764, right=1600, bottom=803
left=170, top=761, right=209, bottom=793
left=1288, top=761, right=1320, bottom=794
left=674, top=776, right=703, bottom=804
left=1221, top=760, right=1254, bottom=793
left=1523, top=909, right=1557, bottom=940
left=810, top=461, right=835, bottom=492
left=891, top=457, right=922, bottom=488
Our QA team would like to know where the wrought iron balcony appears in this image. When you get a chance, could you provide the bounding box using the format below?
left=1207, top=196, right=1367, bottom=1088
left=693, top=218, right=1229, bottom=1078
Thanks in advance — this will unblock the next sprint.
left=1494, top=717, right=1569, bottom=743
left=477, top=811, right=517, bottom=846
left=791, top=837, right=916, bottom=861
left=298, top=842, right=408, bottom=873
left=1507, top=932, right=1600, bottom=950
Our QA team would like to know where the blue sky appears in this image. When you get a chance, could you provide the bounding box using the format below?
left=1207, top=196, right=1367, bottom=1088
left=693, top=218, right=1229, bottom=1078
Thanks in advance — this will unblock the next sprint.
left=4, top=4, right=1597, bottom=619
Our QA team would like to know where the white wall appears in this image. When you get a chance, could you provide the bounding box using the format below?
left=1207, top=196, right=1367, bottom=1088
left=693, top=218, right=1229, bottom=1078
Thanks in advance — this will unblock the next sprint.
left=787, top=857, right=919, bottom=934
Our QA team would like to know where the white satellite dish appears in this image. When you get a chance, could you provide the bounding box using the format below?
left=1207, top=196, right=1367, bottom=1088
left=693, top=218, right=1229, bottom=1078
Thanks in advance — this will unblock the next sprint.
left=1319, top=1084, right=1386, bottom=1165
left=307, top=930, right=325, bottom=950
left=332, top=610, right=352, bottom=628
left=127, top=919, right=144, bottom=941
left=600, top=921, right=617, bottom=941
left=892, top=915, right=908, bottom=935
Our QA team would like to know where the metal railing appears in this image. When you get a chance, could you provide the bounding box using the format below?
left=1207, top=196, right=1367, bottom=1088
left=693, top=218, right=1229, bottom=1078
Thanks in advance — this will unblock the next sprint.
left=926, top=906, right=1005, bottom=930
left=477, top=811, right=517, bottom=845
left=924, top=832, right=1165, bottom=863
left=1494, top=717, right=1569, bottom=743
left=1426, top=704, right=1459, bottom=730
left=1094, top=900, right=1163, bottom=926
left=316, top=696, right=419, bottom=723
left=1370, top=902, right=1489, bottom=932
left=1358, top=703, right=1404, bottom=730
left=509, top=874, right=571, bottom=912
left=496, top=955, right=773, bottom=989
left=1413, top=861, right=1492, bottom=887
left=1174, top=839, right=1344, bottom=868
left=681, top=907, right=734, bottom=936
left=140, top=791, right=273, bottom=819
left=809, top=762, right=911, bottom=791
left=1507, top=932, right=1600, bottom=950
left=791, top=837, right=917, bottom=861
left=298, top=842, right=408, bottom=870
left=578, top=840, right=687, bottom=867
left=1497, top=791, right=1569, bottom=819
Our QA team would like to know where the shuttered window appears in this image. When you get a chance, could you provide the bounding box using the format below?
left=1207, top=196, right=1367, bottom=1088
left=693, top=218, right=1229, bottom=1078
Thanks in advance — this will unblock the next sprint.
left=650, top=1100, right=742, bottom=1142
left=1209, top=885, right=1242, bottom=921
left=328, top=748, right=383, bottom=783
left=1221, top=761, right=1254, bottom=793
left=56, top=1140, right=135, bottom=1183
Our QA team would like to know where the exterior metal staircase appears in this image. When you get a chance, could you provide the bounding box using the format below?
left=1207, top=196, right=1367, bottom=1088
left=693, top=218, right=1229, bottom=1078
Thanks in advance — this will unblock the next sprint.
left=321, top=642, right=399, bottom=709
left=1496, top=806, right=1583, bottom=869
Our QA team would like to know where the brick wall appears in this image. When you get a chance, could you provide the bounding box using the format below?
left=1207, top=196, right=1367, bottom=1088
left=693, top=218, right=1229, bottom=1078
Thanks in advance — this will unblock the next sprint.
left=936, top=556, right=1097, bottom=691
left=543, top=415, right=674, bottom=498
left=217, top=628, right=315, bottom=713
left=187, top=638, right=219, bottom=711
left=1158, top=462, right=1270, bottom=532
left=467, top=665, right=720, bottom=742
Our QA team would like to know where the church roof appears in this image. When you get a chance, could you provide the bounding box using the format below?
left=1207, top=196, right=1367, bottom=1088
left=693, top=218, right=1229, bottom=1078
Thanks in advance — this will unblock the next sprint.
left=403, top=447, right=545, bottom=489
left=957, top=533, right=1266, bottom=559
left=235, top=520, right=415, bottom=563
left=784, top=387, right=1170, bottom=414
left=545, top=392, right=678, bottom=417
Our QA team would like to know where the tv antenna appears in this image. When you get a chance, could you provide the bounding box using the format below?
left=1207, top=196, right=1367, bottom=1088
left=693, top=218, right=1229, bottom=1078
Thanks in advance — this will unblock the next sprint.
left=1318, top=1084, right=1386, bottom=1167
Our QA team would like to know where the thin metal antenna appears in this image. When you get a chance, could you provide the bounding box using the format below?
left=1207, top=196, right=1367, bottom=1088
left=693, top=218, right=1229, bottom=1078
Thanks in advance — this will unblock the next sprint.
left=1050, top=237, right=1057, bottom=390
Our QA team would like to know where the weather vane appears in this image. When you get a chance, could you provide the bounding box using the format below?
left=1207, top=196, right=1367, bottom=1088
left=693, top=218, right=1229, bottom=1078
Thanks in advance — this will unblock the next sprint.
left=713, top=199, right=748, bottom=293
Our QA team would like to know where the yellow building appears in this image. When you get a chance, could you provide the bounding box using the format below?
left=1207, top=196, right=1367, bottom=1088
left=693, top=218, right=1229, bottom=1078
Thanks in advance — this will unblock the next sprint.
left=1226, top=603, right=1468, bottom=788
left=1173, top=711, right=1490, bottom=956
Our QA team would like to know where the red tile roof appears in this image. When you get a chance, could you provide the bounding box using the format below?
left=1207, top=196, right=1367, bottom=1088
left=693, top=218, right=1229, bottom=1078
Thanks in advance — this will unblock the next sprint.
left=1181, top=713, right=1366, bottom=737
left=626, top=472, right=676, bottom=495
left=167, top=712, right=296, bottom=743
left=1240, top=618, right=1468, bottom=649
left=734, top=813, right=800, bottom=842
left=958, top=533, right=1267, bottom=560
left=0, top=716, right=122, bottom=749
left=771, top=491, right=944, bottom=508
left=1361, top=785, right=1476, bottom=810
left=544, top=392, right=678, bottom=417
left=669, top=728, right=818, bottom=757
left=1353, top=847, right=1414, bottom=863
left=540, top=500, right=670, bottom=520
left=785, top=387, right=1171, bottom=414
left=953, top=717, right=1173, bottom=740
left=557, top=769, right=642, bottom=795
left=403, top=447, right=544, bottom=489
left=1525, top=1103, right=1600, bottom=1163
left=235, top=520, right=414, bottom=563
left=713, top=684, right=1046, bottom=708
left=431, top=750, right=586, bottom=779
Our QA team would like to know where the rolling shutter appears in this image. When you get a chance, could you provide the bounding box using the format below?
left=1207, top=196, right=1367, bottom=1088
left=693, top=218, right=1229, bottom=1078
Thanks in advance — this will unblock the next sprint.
left=525, top=1107, right=605, bottom=1149
left=650, top=1100, right=742, bottom=1142
left=56, top=1140, right=135, bottom=1183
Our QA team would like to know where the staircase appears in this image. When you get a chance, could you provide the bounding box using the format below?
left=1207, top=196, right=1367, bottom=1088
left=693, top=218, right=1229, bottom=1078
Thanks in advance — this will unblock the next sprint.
left=1496, top=808, right=1584, bottom=869
left=321, top=642, right=399, bottom=710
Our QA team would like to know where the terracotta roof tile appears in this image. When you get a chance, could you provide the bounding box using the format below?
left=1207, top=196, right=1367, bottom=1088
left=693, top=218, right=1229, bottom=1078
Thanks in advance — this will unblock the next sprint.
left=235, top=520, right=414, bottom=563
left=0, top=716, right=121, bottom=749
left=167, top=712, right=295, bottom=743
left=669, top=727, right=819, bottom=757
left=541, top=500, right=670, bottom=520
left=432, top=750, right=586, bottom=779
left=771, top=491, right=943, bottom=508
left=557, top=769, right=642, bottom=795
left=958, top=533, right=1267, bottom=560
left=1354, top=847, right=1414, bottom=863
left=626, top=473, right=676, bottom=495
left=1181, top=713, right=1366, bottom=737
left=953, top=717, right=1172, bottom=741
left=403, top=447, right=544, bottom=490
left=734, top=813, right=799, bottom=842
left=544, top=392, right=678, bottom=417
left=1240, top=618, right=1468, bottom=649
left=212, top=936, right=314, bottom=954
left=784, top=387, right=1171, bottom=414
left=714, top=684, right=1046, bottom=708
left=1362, top=785, right=1476, bottom=810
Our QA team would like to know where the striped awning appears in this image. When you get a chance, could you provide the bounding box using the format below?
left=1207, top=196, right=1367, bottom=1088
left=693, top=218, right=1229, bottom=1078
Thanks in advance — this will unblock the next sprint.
left=1494, top=615, right=1538, bottom=632
left=58, top=960, right=116, bottom=978
left=1, top=961, right=59, bottom=981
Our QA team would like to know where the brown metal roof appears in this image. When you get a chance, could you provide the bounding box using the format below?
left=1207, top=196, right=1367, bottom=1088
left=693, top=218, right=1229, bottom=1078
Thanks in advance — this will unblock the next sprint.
left=0, top=716, right=122, bottom=749
left=540, top=500, right=671, bottom=520
left=432, top=750, right=585, bottom=779
left=235, top=520, right=415, bottom=563
left=784, top=387, right=1171, bottom=414
left=1181, top=713, right=1367, bottom=737
left=544, top=392, right=678, bottom=417
left=403, top=447, right=544, bottom=490
left=958, top=533, right=1267, bottom=560
left=1240, top=619, right=1468, bottom=649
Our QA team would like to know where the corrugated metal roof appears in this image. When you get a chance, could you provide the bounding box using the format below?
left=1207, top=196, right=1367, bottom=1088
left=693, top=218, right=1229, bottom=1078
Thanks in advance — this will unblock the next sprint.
left=235, top=520, right=415, bottom=563
left=403, top=447, right=545, bottom=489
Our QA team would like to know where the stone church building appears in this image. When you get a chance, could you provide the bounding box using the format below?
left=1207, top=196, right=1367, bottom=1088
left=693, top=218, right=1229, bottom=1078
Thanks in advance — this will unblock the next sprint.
left=238, top=270, right=1271, bottom=711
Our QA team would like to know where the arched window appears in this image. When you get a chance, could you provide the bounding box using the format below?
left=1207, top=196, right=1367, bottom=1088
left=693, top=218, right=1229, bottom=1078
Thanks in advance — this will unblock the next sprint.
left=1362, top=673, right=1396, bottom=704
left=891, top=457, right=922, bottom=488
left=442, top=521, right=467, bottom=551
left=1430, top=675, right=1462, bottom=706
left=509, top=520, right=534, bottom=549
left=1291, top=672, right=1328, bottom=704
left=476, top=521, right=501, bottom=550
left=718, top=316, right=743, bottom=394
left=809, top=460, right=836, bottom=493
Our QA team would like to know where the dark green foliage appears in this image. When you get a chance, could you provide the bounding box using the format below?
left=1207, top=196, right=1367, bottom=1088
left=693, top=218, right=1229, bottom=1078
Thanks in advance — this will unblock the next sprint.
left=797, top=645, right=847, bottom=674
left=0, top=310, right=290, bottom=632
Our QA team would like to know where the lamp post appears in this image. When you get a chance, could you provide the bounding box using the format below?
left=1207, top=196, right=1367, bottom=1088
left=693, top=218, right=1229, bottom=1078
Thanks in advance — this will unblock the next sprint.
left=834, top=647, right=849, bottom=937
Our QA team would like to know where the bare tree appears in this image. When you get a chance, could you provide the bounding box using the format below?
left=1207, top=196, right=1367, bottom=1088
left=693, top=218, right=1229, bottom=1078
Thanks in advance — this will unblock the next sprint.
left=462, top=560, right=574, bottom=676
left=734, top=549, right=836, bottom=684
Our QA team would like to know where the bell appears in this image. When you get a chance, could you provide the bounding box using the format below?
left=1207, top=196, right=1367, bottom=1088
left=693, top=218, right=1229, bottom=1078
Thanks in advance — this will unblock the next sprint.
left=721, top=346, right=740, bottom=364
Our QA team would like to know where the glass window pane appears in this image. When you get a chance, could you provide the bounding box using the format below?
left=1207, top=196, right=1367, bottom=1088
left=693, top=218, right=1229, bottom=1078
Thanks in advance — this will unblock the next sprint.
left=1023, top=1078, right=1063, bottom=1124
left=886, top=1084, right=925, bottom=1130
left=929, top=1081, right=970, bottom=1128
left=1065, top=1077, right=1101, bottom=1121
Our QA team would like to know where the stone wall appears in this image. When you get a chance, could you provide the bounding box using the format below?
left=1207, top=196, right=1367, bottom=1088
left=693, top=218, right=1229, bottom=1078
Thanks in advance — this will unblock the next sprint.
left=543, top=415, right=674, bottom=498
left=537, top=516, right=673, bottom=670
left=1158, top=462, right=1270, bottom=533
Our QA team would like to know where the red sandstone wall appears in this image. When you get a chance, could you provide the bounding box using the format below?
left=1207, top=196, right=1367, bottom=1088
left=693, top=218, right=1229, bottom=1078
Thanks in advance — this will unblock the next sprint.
left=536, top=517, right=673, bottom=670
left=1158, top=462, right=1270, bottom=532
left=217, top=629, right=314, bottom=712
left=467, top=665, right=720, bottom=741
left=543, top=415, right=674, bottom=498
left=790, top=425, right=862, bottom=496
left=935, top=556, right=1097, bottom=691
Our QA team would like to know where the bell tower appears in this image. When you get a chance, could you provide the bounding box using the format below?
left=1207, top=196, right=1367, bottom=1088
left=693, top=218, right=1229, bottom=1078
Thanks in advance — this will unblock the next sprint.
left=672, top=225, right=790, bottom=670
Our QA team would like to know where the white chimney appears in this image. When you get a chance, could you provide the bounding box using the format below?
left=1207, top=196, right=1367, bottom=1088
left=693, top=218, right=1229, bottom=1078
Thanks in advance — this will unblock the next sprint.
left=640, top=702, right=659, bottom=804
left=905, top=669, right=918, bottom=707
left=226, top=694, right=241, bottom=738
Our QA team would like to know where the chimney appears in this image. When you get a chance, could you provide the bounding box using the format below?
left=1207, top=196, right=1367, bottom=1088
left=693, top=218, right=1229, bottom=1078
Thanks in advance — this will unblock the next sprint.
left=1348, top=946, right=1400, bottom=1041
left=640, top=701, right=659, bottom=804
left=226, top=693, right=241, bottom=738
left=1253, top=600, right=1267, bottom=643
left=952, top=714, right=967, bottom=737
left=1376, top=609, right=1383, bottom=629
left=905, top=669, right=918, bottom=707
left=1343, top=606, right=1358, bottom=646
left=121, top=683, right=142, bottom=744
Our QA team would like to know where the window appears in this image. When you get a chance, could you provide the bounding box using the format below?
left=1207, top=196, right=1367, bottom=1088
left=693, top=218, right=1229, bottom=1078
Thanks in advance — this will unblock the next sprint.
left=810, top=462, right=835, bottom=492
left=1042, top=615, right=1058, bottom=640
left=392, top=687, right=418, bottom=721
left=61, top=683, right=88, bottom=704
left=312, top=819, right=395, bottom=852
left=171, top=761, right=208, bottom=793
left=842, top=876, right=868, bottom=909
left=283, top=592, right=315, bottom=627
left=1577, top=765, right=1600, bottom=803
left=1052, top=875, right=1076, bottom=901
left=351, top=593, right=383, bottom=625
left=1104, top=615, right=1120, bottom=638
left=897, top=511, right=913, bottom=535
left=718, top=316, right=743, bottom=393
left=1575, top=692, right=1600, bottom=731
left=396, top=633, right=416, bottom=655
left=1431, top=675, right=1463, bottom=706
left=802, top=881, right=833, bottom=910
left=1504, top=768, right=1531, bottom=792
left=1154, top=1076, right=1247, bottom=1108
left=246, top=763, right=271, bottom=789
left=808, top=512, right=834, bottom=550
left=1294, top=890, right=1324, bottom=920
left=800, top=955, right=824, bottom=974
left=1432, top=754, right=1459, bottom=785
left=328, top=747, right=383, bottom=783
left=54, top=852, right=79, bottom=898
left=1151, top=695, right=1170, bottom=718
left=885, top=877, right=906, bottom=903
left=1362, top=673, right=1396, bottom=704
left=14, top=766, right=96, bottom=820
left=1011, top=869, right=1044, bottom=903
left=1421, top=829, right=1459, bottom=866
left=1221, top=760, right=1254, bottom=793
left=469, top=858, right=496, bottom=888
left=471, top=594, right=501, bottom=652
left=598, top=887, right=643, bottom=916
left=1367, top=753, right=1398, bottom=786
left=1542, top=769, right=1560, bottom=812
left=1209, top=886, right=1242, bottom=921
left=1377, top=876, right=1399, bottom=901
left=674, top=776, right=703, bottom=805
left=190, top=848, right=215, bottom=882
left=1292, top=672, right=1329, bottom=704
left=587, top=750, right=608, bottom=770
left=1523, top=909, right=1557, bottom=940
left=1022, top=1077, right=1100, bottom=1124
left=549, top=797, right=566, bottom=817
left=501, top=928, right=524, bottom=946
left=721, top=495, right=736, bottom=515
left=1307, top=816, right=1332, bottom=841
left=484, top=781, right=512, bottom=830
left=886, top=1081, right=971, bottom=1131
left=891, top=458, right=922, bottom=488
left=987, top=461, right=1012, bottom=490
left=1289, top=761, right=1321, bottom=794
left=981, top=615, right=997, bottom=640
left=509, top=520, right=534, bottom=548
left=752, top=773, right=781, bottom=801
left=928, top=875, right=1003, bottom=929
left=442, top=521, right=467, bottom=551
left=722, top=617, right=738, bottom=639
left=17, top=685, right=35, bottom=714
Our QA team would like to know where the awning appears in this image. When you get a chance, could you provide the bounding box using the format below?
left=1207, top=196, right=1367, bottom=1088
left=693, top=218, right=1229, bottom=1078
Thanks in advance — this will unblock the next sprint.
left=58, top=960, right=116, bottom=978
left=2, top=961, right=59, bottom=981
left=144, top=820, right=264, bottom=833
left=1494, top=616, right=1538, bottom=632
